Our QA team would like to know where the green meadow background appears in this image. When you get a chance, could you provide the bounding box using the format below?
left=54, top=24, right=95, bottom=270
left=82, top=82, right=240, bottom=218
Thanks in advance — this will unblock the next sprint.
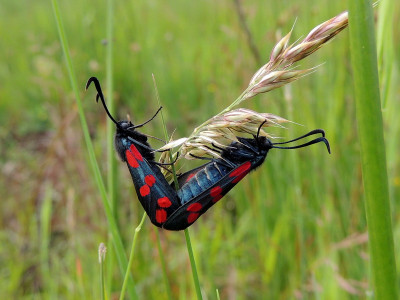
left=1, top=0, right=399, bottom=299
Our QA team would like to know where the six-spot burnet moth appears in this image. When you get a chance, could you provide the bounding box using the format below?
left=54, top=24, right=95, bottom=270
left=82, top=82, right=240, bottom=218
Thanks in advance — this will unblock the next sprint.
left=86, top=77, right=330, bottom=230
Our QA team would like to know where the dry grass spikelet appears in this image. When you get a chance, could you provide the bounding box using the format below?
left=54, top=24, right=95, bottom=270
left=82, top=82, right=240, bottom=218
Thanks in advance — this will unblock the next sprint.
left=158, top=11, right=348, bottom=165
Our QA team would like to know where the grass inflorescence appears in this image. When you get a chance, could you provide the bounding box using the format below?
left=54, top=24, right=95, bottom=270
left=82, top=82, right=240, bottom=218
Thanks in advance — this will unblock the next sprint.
left=0, top=0, right=398, bottom=299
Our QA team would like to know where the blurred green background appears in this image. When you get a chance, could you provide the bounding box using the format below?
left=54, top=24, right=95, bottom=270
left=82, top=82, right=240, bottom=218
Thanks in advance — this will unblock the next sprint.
left=1, top=0, right=399, bottom=299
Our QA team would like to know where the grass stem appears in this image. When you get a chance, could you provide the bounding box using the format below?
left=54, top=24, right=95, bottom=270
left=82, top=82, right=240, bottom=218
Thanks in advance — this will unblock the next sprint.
left=50, top=1, right=137, bottom=298
left=153, top=75, right=203, bottom=300
left=105, top=0, right=118, bottom=297
left=348, top=2, right=398, bottom=298
left=155, top=229, right=173, bottom=300
left=184, top=229, right=203, bottom=300
left=119, top=213, right=147, bottom=300
left=99, top=243, right=107, bottom=300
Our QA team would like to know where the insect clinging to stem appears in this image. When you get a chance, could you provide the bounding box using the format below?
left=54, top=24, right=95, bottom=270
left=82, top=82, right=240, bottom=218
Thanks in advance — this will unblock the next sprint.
left=86, top=76, right=330, bottom=230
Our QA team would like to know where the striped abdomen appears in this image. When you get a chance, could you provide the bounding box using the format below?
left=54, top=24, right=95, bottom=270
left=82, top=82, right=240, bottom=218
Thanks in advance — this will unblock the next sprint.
left=177, top=161, right=232, bottom=205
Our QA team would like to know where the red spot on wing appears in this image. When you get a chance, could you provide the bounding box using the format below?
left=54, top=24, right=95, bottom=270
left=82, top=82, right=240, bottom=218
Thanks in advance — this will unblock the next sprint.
left=130, top=145, right=144, bottom=161
left=126, top=150, right=139, bottom=168
left=145, top=174, right=156, bottom=187
left=210, top=186, right=222, bottom=197
left=156, top=209, right=167, bottom=223
left=232, top=173, right=247, bottom=183
left=186, top=173, right=196, bottom=182
left=187, top=213, right=200, bottom=224
left=229, top=161, right=251, bottom=183
left=157, top=197, right=172, bottom=208
left=187, top=202, right=202, bottom=212
left=139, top=185, right=150, bottom=197
left=210, top=186, right=223, bottom=203
left=229, top=161, right=251, bottom=177
left=212, top=194, right=223, bottom=202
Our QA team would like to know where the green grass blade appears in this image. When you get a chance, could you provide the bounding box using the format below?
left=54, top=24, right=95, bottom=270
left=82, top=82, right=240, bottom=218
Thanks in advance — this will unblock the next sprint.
left=106, top=0, right=117, bottom=212
left=376, top=0, right=395, bottom=108
left=184, top=229, right=203, bottom=300
left=40, top=186, right=55, bottom=297
left=50, top=1, right=137, bottom=298
left=153, top=75, right=203, bottom=300
left=348, top=2, right=398, bottom=299
left=152, top=77, right=174, bottom=300
left=119, top=213, right=146, bottom=300
left=105, top=0, right=118, bottom=297
left=98, top=243, right=107, bottom=300
left=155, top=230, right=173, bottom=300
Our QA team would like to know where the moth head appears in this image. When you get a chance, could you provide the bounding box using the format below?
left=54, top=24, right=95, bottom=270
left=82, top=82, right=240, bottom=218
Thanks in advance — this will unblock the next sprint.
left=116, top=120, right=135, bottom=134
left=86, top=76, right=162, bottom=134
left=256, top=135, right=273, bottom=151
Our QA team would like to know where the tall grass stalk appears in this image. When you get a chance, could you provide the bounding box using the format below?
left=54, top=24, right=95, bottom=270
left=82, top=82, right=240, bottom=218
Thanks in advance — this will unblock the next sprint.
left=50, top=1, right=138, bottom=298
left=184, top=229, right=203, bottom=300
left=152, top=75, right=203, bottom=300
left=98, top=243, right=107, bottom=300
left=119, top=213, right=146, bottom=300
left=376, top=0, right=399, bottom=176
left=152, top=76, right=174, bottom=300
left=376, top=0, right=395, bottom=108
left=348, top=2, right=398, bottom=298
left=40, top=186, right=54, bottom=297
left=100, top=257, right=105, bottom=300
left=283, top=90, right=306, bottom=285
left=105, top=0, right=118, bottom=296
left=106, top=0, right=117, bottom=212
left=155, top=230, right=173, bottom=300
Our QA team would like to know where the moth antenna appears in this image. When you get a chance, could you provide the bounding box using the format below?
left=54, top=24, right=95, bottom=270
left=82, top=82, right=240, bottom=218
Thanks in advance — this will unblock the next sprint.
left=132, top=107, right=163, bottom=129
left=86, top=77, right=119, bottom=126
left=272, top=129, right=325, bottom=145
left=256, top=120, right=268, bottom=139
left=272, top=133, right=331, bottom=154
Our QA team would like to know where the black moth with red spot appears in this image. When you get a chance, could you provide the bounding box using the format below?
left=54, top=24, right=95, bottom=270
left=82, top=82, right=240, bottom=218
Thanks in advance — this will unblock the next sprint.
left=87, top=77, right=331, bottom=231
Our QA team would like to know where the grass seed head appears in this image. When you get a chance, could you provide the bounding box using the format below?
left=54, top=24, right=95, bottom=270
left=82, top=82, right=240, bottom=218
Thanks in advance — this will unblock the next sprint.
left=160, top=109, right=290, bottom=162
left=159, top=11, right=348, bottom=165
left=244, top=10, right=348, bottom=101
left=98, top=243, right=107, bottom=264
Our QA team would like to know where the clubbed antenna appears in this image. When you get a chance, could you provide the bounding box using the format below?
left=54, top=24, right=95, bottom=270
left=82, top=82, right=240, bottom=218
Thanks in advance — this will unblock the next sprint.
left=86, top=77, right=119, bottom=126
left=131, top=107, right=163, bottom=129
left=271, top=129, right=331, bottom=154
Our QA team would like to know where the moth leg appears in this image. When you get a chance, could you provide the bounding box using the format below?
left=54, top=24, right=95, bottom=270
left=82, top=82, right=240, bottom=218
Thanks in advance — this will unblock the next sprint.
left=239, top=139, right=259, bottom=154
left=127, top=136, right=156, bottom=152
left=189, top=153, right=213, bottom=161
left=210, top=143, right=227, bottom=152
left=150, top=152, right=180, bottom=166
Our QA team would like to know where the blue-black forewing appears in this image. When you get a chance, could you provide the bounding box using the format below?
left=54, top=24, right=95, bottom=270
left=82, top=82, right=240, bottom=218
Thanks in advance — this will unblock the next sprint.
left=124, top=141, right=181, bottom=227
left=162, top=161, right=252, bottom=230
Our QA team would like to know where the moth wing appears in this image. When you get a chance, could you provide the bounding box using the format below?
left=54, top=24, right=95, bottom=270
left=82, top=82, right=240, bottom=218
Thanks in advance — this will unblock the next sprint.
left=124, top=144, right=181, bottom=227
left=163, top=161, right=252, bottom=230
